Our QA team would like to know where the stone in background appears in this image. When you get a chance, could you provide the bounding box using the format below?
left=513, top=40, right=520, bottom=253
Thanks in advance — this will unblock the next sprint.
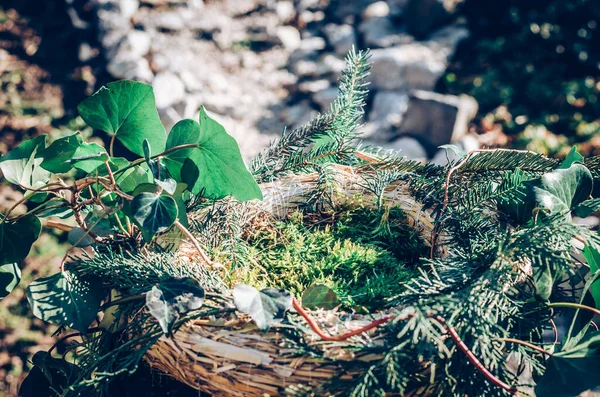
left=90, top=0, right=479, bottom=163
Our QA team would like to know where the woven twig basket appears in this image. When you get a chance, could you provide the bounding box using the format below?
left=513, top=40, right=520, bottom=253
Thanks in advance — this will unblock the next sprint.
left=145, top=165, right=437, bottom=396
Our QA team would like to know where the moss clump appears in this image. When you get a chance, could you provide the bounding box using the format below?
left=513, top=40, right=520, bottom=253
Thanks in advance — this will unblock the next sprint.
left=231, top=207, right=425, bottom=311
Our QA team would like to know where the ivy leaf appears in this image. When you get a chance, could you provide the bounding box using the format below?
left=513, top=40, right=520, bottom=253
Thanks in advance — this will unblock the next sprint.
left=0, top=135, right=51, bottom=189
left=77, top=80, right=166, bottom=157
left=534, top=164, right=593, bottom=214
left=67, top=227, right=95, bottom=248
left=145, top=277, right=205, bottom=335
left=69, top=142, right=109, bottom=173
left=40, top=133, right=83, bottom=174
left=582, top=246, right=600, bottom=309
left=302, top=284, right=340, bottom=310
left=0, top=263, right=20, bottom=298
left=129, top=193, right=178, bottom=242
left=233, top=284, right=292, bottom=330
left=438, top=144, right=467, bottom=159
left=0, top=216, right=42, bottom=265
left=163, top=119, right=200, bottom=180
left=181, top=107, right=262, bottom=201
left=116, top=164, right=153, bottom=193
left=559, top=146, right=584, bottom=169
left=27, top=272, right=104, bottom=332
left=574, top=198, right=600, bottom=218
left=18, top=351, right=80, bottom=397
left=535, top=331, right=600, bottom=397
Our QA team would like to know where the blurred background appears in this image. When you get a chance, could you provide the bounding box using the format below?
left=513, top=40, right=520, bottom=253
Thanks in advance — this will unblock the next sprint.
left=0, top=0, right=598, bottom=395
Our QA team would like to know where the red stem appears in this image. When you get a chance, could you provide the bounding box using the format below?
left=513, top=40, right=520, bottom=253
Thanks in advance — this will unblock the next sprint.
left=435, top=316, right=518, bottom=394
left=291, top=298, right=391, bottom=342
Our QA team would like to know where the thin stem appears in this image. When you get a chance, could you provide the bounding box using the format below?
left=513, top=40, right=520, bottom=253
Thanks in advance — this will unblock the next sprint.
left=495, top=338, right=553, bottom=356
left=46, top=220, right=74, bottom=232
left=174, top=220, right=216, bottom=267
left=112, top=143, right=200, bottom=177
left=109, top=134, right=116, bottom=157
left=435, top=316, right=518, bottom=394
left=47, top=327, right=102, bottom=355
left=100, top=293, right=146, bottom=311
left=105, top=161, right=117, bottom=187
left=291, top=298, right=391, bottom=342
left=549, top=302, right=600, bottom=317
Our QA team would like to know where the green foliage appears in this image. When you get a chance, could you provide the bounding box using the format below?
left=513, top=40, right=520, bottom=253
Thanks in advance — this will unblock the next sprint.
left=301, top=284, right=340, bottom=310
left=182, top=106, right=262, bottom=201
left=19, top=351, right=80, bottom=396
left=5, top=50, right=600, bottom=397
left=128, top=193, right=178, bottom=242
left=145, top=277, right=205, bottom=335
left=232, top=284, right=292, bottom=330
left=0, top=262, right=20, bottom=298
left=26, top=271, right=104, bottom=332
left=0, top=135, right=50, bottom=189
left=440, top=0, right=600, bottom=156
left=237, top=208, right=420, bottom=310
left=77, top=80, right=166, bottom=157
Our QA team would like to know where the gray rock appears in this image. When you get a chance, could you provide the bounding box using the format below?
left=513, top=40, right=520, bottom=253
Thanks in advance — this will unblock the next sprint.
left=368, top=91, right=409, bottom=137
left=362, top=1, right=390, bottom=19
left=427, top=25, right=469, bottom=57
left=275, top=1, right=296, bottom=23
left=78, top=42, right=97, bottom=62
left=369, top=44, right=448, bottom=91
left=179, top=69, right=205, bottom=92
left=298, top=79, right=330, bottom=94
left=313, top=86, right=338, bottom=111
left=300, top=36, right=327, bottom=52
left=359, top=17, right=413, bottom=48
left=396, top=90, right=478, bottom=150
left=155, top=11, right=186, bottom=31
left=107, top=57, right=154, bottom=82
left=317, top=53, right=346, bottom=82
left=120, top=0, right=139, bottom=20
left=153, top=72, right=186, bottom=109
left=281, top=100, right=317, bottom=129
left=276, top=26, right=301, bottom=50
left=124, top=30, right=152, bottom=58
left=404, top=0, right=464, bottom=38
left=386, top=136, right=427, bottom=159
left=323, top=24, right=356, bottom=57
left=388, top=0, right=409, bottom=17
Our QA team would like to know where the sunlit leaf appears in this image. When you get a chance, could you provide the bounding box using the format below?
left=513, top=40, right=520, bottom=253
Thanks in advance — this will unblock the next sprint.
left=181, top=107, right=262, bottom=201
left=77, top=80, right=166, bottom=157
left=27, top=271, right=104, bottom=331
left=40, top=132, right=83, bottom=174
left=0, top=135, right=51, bottom=189
left=233, top=284, right=292, bottom=330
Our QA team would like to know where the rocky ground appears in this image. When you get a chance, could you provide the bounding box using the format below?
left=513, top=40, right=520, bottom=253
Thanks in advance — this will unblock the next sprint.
left=92, top=0, right=481, bottom=163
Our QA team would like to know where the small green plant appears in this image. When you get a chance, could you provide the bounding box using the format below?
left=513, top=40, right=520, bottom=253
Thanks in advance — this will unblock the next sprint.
left=0, top=80, right=265, bottom=334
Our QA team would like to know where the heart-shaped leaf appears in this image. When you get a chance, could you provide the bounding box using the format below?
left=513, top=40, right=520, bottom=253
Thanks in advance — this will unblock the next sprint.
left=536, top=331, right=600, bottom=397
left=181, top=107, right=262, bottom=201
left=145, top=277, right=205, bottom=335
left=233, top=284, right=292, bottom=330
left=582, top=246, right=600, bottom=309
left=129, top=193, right=178, bottom=242
left=0, top=215, right=42, bottom=265
left=0, top=263, right=20, bottom=298
left=559, top=146, right=584, bottom=169
left=302, top=284, right=340, bottom=310
left=115, top=164, right=153, bottom=193
left=77, top=80, right=166, bottom=157
left=69, top=142, right=109, bottom=173
left=534, top=164, right=593, bottom=214
left=40, top=132, right=83, bottom=174
left=575, top=198, right=600, bottom=218
left=0, top=135, right=51, bottom=189
left=27, top=271, right=104, bottom=331
left=163, top=119, right=201, bottom=180
left=67, top=227, right=95, bottom=248
left=19, top=351, right=80, bottom=397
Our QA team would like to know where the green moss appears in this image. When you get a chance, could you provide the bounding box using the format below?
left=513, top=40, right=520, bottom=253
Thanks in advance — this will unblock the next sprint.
left=231, top=207, right=424, bottom=311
